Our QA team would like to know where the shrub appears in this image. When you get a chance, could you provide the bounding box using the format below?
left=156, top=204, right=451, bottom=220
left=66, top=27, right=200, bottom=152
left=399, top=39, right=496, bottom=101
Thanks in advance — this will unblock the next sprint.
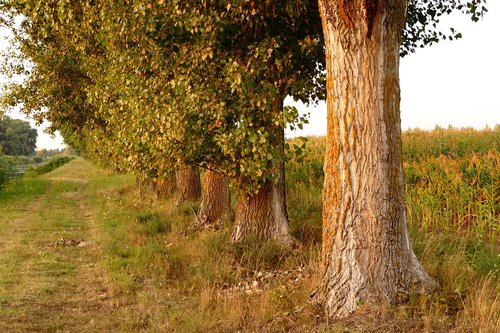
left=25, top=156, right=75, bottom=177
left=0, top=156, right=15, bottom=188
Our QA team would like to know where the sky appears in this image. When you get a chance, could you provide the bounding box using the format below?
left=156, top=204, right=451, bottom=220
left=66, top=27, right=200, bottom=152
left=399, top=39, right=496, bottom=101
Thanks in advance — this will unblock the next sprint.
left=1, top=4, right=499, bottom=149
left=287, top=1, right=500, bottom=136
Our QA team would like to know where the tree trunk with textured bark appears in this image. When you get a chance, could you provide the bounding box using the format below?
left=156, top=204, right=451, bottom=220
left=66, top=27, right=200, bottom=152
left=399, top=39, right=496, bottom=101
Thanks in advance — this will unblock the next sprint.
left=194, top=169, right=231, bottom=228
left=231, top=100, right=291, bottom=243
left=317, top=0, right=434, bottom=319
left=176, top=166, right=201, bottom=203
left=231, top=176, right=289, bottom=242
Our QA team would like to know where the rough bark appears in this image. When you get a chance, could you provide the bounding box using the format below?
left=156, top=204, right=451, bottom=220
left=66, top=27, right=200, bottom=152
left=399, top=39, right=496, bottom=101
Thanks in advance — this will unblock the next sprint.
left=231, top=100, right=291, bottom=243
left=194, top=169, right=231, bottom=228
left=317, top=0, right=434, bottom=320
left=231, top=176, right=289, bottom=242
left=176, top=166, right=201, bottom=203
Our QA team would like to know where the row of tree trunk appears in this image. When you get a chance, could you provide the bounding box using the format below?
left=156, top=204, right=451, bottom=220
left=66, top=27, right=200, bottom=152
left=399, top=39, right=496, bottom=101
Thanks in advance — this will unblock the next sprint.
left=139, top=2, right=435, bottom=318
left=143, top=164, right=289, bottom=243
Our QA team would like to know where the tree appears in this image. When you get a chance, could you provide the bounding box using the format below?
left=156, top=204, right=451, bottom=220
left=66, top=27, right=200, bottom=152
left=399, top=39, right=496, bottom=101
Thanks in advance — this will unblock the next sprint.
left=193, top=1, right=323, bottom=242
left=0, top=0, right=101, bottom=157
left=40, top=0, right=322, bottom=242
left=176, top=166, right=201, bottom=203
left=194, top=169, right=231, bottom=229
left=0, top=115, right=37, bottom=156
left=1, top=3, right=488, bottom=315
left=316, top=0, right=487, bottom=319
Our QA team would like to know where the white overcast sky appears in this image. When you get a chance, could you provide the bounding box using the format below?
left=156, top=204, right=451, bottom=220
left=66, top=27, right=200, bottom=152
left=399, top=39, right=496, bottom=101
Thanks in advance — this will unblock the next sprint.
left=288, top=1, right=499, bottom=137
left=1, top=3, right=499, bottom=149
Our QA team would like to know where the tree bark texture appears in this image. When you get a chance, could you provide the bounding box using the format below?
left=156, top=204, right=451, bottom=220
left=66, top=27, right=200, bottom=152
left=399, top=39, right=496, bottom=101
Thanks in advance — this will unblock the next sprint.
left=318, top=0, right=434, bottom=319
left=231, top=99, right=290, bottom=243
left=231, top=176, right=289, bottom=242
left=176, top=166, right=201, bottom=203
left=136, top=176, right=151, bottom=201
left=195, top=169, right=231, bottom=228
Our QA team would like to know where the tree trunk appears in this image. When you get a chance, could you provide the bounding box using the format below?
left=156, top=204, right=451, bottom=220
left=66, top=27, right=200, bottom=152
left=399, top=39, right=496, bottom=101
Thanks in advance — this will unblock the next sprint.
left=231, top=176, right=289, bottom=242
left=154, top=172, right=176, bottom=198
left=231, top=99, right=291, bottom=243
left=176, top=166, right=201, bottom=203
left=136, top=173, right=177, bottom=200
left=194, top=169, right=231, bottom=228
left=136, top=175, right=151, bottom=201
left=317, top=0, right=434, bottom=319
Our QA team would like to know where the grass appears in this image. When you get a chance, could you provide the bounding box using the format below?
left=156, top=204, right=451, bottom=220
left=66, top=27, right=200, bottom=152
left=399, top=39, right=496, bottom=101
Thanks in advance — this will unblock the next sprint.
left=0, top=127, right=498, bottom=332
left=0, top=160, right=119, bottom=331
left=80, top=127, right=496, bottom=332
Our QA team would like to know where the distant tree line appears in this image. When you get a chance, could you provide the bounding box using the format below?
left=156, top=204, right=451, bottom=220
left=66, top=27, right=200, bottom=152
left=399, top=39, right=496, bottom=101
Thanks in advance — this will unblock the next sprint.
left=0, top=115, right=38, bottom=156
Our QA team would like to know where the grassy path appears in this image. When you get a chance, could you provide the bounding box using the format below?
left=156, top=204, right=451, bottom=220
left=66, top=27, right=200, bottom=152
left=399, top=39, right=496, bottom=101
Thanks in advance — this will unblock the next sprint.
left=0, top=133, right=497, bottom=332
left=0, top=160, right=117, bottom=332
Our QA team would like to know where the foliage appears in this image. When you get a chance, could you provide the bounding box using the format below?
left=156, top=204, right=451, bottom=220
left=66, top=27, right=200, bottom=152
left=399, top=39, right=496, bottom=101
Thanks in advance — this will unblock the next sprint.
left=0, top=0, right=324, bottom=196
left=0, top=115, right=37, bottom=156
left=24, top=156, right=75, bottom=177
left=0, top=129, right=496, bottom=331
left=0, top=0, right=487, bottom=195
left=403, top=0, right=488, bottom=56
left=35, top=148, right=65, bottom=159
left=403, top=127, right=499, bottom=238
left=0, top=176, right=49, bottom=201
left=87, top=128, right=497, bottom=331
left=0, top=155, right=15, bottom=188
left=286, top=127, right=499, bottom=239
left=0, top=154, right=36, bottom=188
left=403, top=126, right=499, bottom=161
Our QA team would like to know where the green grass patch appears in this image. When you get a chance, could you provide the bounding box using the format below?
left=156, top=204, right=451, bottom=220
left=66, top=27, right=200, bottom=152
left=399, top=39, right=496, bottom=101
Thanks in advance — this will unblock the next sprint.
left=0, top=178, right=50, bottom=202
left=2, top=129, right=496, bottom=332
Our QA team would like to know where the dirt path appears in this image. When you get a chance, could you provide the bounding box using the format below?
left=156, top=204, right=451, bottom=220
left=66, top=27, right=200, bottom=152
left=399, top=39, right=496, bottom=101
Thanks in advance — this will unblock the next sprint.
left=0, top=160, right=118, bottom=332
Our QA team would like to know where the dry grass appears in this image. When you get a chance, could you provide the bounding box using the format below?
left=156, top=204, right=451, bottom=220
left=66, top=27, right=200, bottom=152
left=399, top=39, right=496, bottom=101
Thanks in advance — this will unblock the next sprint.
left=0, top=127, right=498, bottom=332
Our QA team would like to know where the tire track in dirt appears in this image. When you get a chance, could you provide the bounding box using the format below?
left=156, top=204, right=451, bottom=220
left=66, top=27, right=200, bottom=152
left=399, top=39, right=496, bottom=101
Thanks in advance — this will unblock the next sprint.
left=0, top=161, right=120, bottom=332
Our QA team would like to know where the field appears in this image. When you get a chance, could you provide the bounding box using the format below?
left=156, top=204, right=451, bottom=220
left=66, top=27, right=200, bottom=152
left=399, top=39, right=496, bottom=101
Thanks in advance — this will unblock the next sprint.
left=0, top=127, right=498, bottom=332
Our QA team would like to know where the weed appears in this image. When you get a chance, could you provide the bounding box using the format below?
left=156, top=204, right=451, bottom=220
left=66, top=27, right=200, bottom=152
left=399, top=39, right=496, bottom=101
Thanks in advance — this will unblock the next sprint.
left=135, top=212, right=172, bottom=235
left=0, top=178, right=50, bottom=201
left=228, top=237, right=291, bottom=274
left=2, top=129, right=497, bottom=332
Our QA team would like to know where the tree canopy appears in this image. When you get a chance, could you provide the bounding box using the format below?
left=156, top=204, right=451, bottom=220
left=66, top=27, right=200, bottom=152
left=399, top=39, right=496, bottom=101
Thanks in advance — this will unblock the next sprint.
left=0, top=0, right=487, bottom=184
left=0, top=115, right=37, bottom=156
left=0, top=0, right=323, bottom=194
left=0, top=0, right=489, bottom=321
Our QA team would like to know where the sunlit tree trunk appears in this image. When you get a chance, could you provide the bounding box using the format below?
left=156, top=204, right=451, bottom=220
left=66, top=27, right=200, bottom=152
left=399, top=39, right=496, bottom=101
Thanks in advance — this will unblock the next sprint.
left=136, top=175, right=150, bottom=200
left=176, top=165, right=201, bottom=203
left=231, top=100, right=290, bottom=243
left=317, top=0, right=434, bottom=319
left=194, top=169, right=231, bottom=228
left=231, top=176, right=289, bottom=242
